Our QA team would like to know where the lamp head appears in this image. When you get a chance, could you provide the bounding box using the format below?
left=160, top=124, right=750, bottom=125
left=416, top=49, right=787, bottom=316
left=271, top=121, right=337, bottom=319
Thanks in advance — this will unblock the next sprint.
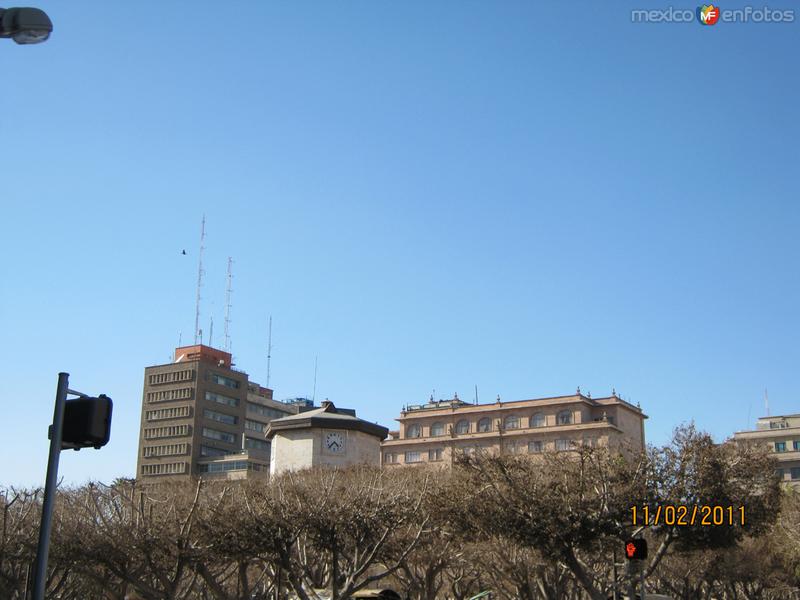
left=0, top=7, right=53, bottom=45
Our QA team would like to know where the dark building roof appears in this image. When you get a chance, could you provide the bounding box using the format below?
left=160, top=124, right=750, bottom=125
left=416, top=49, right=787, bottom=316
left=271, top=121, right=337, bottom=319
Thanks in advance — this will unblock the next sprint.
left=265, top=401, right=389, bottom=440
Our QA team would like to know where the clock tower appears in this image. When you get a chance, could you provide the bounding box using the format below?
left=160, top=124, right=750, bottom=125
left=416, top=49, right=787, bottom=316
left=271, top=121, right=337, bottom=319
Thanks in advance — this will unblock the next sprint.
left=266, top=400, right=388, bottom=475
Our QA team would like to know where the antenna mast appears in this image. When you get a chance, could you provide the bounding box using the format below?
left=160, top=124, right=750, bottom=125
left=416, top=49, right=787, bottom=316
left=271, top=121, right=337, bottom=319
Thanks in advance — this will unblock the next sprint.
left=312, top=355, right=318, bottom=403
left=266, top=316, right=273, bottom=388
left=194, top=215, right=206, bottom=344
left=224, top=257, right=233, bottom=352
left=208, top=316, right=214, bottom=348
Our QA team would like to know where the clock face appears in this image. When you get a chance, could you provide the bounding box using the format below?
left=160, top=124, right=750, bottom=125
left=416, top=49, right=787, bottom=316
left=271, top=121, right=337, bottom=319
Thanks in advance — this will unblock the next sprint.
left=324, top=431, right=345, bottom=454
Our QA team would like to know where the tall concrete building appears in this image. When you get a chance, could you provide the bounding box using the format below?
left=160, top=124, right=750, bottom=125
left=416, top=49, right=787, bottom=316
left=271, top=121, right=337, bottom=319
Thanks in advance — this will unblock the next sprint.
left=137, top=344, right=305, bottom=481
left=381, top=391, right=647, bottom=467
left=733, top=413, right=800, bottom=489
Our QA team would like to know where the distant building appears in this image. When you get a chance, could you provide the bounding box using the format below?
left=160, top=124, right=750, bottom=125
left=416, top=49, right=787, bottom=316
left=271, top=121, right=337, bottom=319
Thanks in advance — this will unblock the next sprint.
left=137, top=345, right=304, bottom=481
left=381, top=391, right=647, bottom=466
left=733, top=414, right=800, bottom=488
left=266, top=401, right=388, bottom=476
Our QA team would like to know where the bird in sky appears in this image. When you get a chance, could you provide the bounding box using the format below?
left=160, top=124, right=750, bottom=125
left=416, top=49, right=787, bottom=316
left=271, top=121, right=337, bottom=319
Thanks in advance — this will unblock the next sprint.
left=182, top=250, right=187, bottom=255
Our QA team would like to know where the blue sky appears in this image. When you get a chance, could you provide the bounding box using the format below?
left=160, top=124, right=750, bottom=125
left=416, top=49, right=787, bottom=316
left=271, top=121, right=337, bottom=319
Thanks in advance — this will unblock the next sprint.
left=1, top=1, right=797, bottom=486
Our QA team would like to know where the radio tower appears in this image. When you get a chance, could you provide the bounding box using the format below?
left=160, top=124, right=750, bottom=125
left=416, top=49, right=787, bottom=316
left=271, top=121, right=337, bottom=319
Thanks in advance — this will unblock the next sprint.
left=224, top=257, right=233, bottom=352
left=194, top=215, right=206, bottom=345
left=266, top=316, right=273, bottom=387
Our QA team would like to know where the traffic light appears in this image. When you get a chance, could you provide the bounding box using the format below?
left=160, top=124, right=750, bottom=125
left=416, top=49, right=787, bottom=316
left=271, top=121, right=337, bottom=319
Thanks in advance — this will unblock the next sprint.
left=624, top=538, right=648, bottom=560
left=59, top=395, right=113, bottom=449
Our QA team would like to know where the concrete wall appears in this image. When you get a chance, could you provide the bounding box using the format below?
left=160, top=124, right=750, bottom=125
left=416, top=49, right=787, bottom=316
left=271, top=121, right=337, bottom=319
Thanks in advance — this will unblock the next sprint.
left=271, top=428, right=382, bottom=475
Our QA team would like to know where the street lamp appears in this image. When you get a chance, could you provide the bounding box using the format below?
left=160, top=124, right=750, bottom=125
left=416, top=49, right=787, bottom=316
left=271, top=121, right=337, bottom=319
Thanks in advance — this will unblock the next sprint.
left=0, top=6, right=52, bottom=44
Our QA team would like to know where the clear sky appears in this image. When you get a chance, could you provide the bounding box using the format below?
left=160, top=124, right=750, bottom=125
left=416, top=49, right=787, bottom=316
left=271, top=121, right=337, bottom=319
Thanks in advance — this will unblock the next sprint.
left=1, top=1, right=797, bottom=487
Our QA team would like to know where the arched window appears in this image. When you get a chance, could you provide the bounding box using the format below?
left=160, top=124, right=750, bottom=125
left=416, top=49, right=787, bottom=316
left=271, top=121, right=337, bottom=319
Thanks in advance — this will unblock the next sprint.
left=557, top=410, right=573, bottom=425
left=455, top=420, right=470, bottom=434
left=406, top=423, right=421, bottom=438
left=503, top=415, right=520, bottom=430
left=477, top=417, right=492, bottom=433
left=531, top=412, right=545, bottom=427
left=430, top=422, right=445, bottom=437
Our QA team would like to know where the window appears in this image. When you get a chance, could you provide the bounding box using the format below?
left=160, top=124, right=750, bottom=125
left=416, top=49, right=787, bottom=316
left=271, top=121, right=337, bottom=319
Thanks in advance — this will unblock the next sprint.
left=405, top=451, right=421, bottom=463
left=200, top=445, right=228, bottom=457
left=203, top=409, right=237, bottom=425
left=146, top=387, right=193, bottom=403
left=406, top=424, right=421, bottom=438
left=505, top=441, right=522, bottom=454
left=504, top=415, right=520, bottom=430
left=429, top=448, right=443, bottom=461
left=205, top=391, right=239, bottom=407
left=202, top=427, right=235, bottom=444
left=143, top=443, right=188, bottom=458
left=791, top=467, right=800, bottom=480
left=557, top=410, right=573, bottom=425
left=148, top=369, right=194, bottom=386
left=455, top=420, right=470, bottom=434
left=245, top=437, right=270, bottom=451
left=528, top=440, right=543, bottom=453
left=430, top=422, right=445, bottom=437
left=556, top=439, right=571, bottom=451
left=146, top=405, right=192, bottom=421
left=775, top=441, right=787, bottom=453
left=197, top=461, right=249, bottom=473
left=140, top=462, right=187, bottom=476
left=245, top=420, right=267, bottom=433
left=775, top=468, right=785, bottom=479
left=384, top=452, right=396, bottom=464
left=531, top=413, right=545, bottom=428
left=477, top=418, right=492, bottom=433
left=794, top=440, right=800, bottom=451
left=209, top=372, right=240, bottom=389
left=143, top=424, right=190, bottom=440
left=247, top=402, right=291, bottom=419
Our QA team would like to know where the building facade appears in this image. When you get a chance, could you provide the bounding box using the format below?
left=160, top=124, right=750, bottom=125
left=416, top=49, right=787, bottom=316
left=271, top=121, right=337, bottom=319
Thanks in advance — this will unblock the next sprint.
left=381, top=391, right=647, bottom=467
left=137, top=344, right=302, bottom=481
left=267, top=401, right=388, bottom=476
left=733, top=413, right=800, bottom=488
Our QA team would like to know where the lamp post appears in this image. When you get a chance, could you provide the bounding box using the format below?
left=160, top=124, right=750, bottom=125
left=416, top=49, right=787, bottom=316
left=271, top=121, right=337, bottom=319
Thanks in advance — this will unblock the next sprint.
left=0, top=6, right=52, bottom=44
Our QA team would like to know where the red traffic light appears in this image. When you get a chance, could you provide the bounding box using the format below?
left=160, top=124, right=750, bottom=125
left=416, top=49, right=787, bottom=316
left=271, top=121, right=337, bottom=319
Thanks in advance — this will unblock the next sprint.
left=624, top=538, right=648, bottom=560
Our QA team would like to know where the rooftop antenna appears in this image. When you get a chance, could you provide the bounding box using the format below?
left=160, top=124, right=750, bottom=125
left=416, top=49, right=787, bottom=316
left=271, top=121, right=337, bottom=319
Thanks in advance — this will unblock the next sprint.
left=223, top=257, right=233, bottom=352
left=474, top=384, right=478, bottom=405
left=208, top=316, right=214, bottom=348
left=266, top=315, right=273, bottom=387
left=194, top=215, right=206, bottom=344
left=312, top=355, right=318, bottom=403
left=765, top=388, right=769, bottom=417
left=177, top=331, right=182, bottom=348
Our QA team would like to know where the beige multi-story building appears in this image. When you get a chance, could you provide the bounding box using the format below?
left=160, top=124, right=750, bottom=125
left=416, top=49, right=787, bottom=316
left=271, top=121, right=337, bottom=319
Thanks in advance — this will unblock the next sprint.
left=733, top=413, right=800, bottom=488
left=381, top=391, right=647, bottom=466
left=137, top=344, right=308, bottom=481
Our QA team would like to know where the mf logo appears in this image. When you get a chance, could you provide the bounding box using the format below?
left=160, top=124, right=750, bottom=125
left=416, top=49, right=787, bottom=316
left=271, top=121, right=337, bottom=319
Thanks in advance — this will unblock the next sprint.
left=698, top=4, right=721, bottom=25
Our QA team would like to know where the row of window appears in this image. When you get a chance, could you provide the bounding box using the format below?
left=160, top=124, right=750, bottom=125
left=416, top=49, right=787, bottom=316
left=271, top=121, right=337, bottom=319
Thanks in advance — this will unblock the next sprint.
left=204, top=408, right=238, bottom=426
left=386, top=439, right=576, bottom=463
left=776, top=467, right=800, bottom=480
left=207, top=372, right=240, bottom=389
left=148, top=369, right=195, bottom=386
left=245, top=420, right=267, bottom=433
left=200, top=445, right=230, bottom=457
left=142, top=443, right=189, bottom=458
left=405, top=411, right=577, bottom=439
left=143, top=424, right=190, bottom=440
left=774, top=441, right=800, bottom=452
left=206, top=390, right=240, bottom=407
left=246, top=401, right=291, bottom=420
left=140, top=462, right=188, bottom=476
left=146, top=405, right=192, bottom=421
left=202, top=427, right=236, bottom=444
left=197, top=461, right=266, bottom=473
left=245, top=437, right=270, bottom=451
left=146, top=387, right=194, bottom=403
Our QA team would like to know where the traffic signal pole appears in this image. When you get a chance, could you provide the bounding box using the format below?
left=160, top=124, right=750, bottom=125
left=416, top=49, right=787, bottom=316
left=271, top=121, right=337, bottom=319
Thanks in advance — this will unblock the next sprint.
left=32, top=372, right=69, bottom=600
